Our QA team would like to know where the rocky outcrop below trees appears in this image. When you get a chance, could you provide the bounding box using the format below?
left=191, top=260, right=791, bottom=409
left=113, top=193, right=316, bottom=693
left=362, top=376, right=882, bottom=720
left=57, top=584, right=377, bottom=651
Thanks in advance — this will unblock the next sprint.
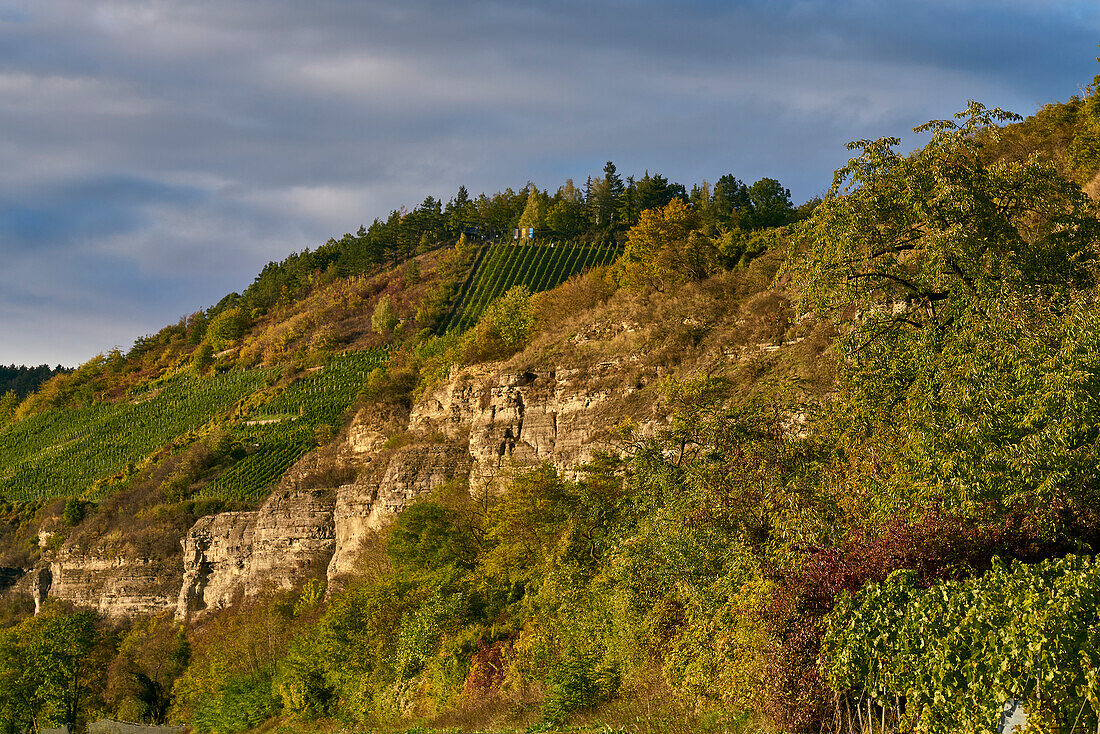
left=177, top=359, right=660, bottom=616
left=19, top=552, right=179, bottom=619
left=171, top=362, right=649, bottom=617
left=175, top=487, right=335, bottom=618
left=25, top=355, right=655, bottom=619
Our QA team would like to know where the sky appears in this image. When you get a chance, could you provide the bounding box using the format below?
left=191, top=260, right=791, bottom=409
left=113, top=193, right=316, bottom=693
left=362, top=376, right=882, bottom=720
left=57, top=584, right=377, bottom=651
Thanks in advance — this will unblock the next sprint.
left=1, top=0, right=1099, bottom=367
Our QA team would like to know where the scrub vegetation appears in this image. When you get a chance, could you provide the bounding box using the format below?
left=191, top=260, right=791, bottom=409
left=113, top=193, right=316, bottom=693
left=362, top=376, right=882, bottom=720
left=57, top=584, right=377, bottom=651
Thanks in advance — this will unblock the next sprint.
left=4, top=79, right=1100, bottom=734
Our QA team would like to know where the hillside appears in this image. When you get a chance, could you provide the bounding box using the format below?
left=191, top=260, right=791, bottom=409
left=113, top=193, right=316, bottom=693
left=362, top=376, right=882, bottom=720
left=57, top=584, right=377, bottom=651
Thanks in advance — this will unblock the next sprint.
left=1, top=87, right=1100, bottom=734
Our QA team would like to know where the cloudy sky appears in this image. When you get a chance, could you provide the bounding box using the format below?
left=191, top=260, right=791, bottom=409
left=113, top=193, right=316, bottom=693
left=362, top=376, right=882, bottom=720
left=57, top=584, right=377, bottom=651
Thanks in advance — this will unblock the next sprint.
left=1, top=0, right=1098, bottom=366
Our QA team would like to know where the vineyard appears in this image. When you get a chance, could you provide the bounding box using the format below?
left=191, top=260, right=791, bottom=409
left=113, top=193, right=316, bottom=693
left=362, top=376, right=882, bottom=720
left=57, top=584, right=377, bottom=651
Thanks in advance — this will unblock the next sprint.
left=200, top=349, right=386, bottom=503
left=441, top=240, right=618, bottom=332
left=0, top=370, right=271, bottom=503
left=820, top=556, right=1100, bottom=734
left=0, top=350, right=387, bottom=505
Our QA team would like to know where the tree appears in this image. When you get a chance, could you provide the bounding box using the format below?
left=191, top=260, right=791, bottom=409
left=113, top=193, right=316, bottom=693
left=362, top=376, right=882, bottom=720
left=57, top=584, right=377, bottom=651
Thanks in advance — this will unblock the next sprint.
left=1067, top=72, right=1100, bottom=178
left=106, top=614, right=189, bottom=724
left=792, top=102, right=1097, bottom=336
left=633, top=171, right=680, bottom=215
left=604, top=161, right=624, bottom=208
left=689, top=180, right=713, bottom=219
left=517, top=184, right=547, bottom=233
left=744, top=177, right=793, bottom=229
left=0, top=391, right=18, bottom=427
left=547, top=180, right=587, bottom=237
left=0, top=627, right=33, bottom=734
left=616, top=199, right=716, bottom=291
left=789, top=101, right=1100, bottom=530
left=711, top=174, right=750, bottom=224
left=464, top=285, right=535, bottom=363
left=445, top=185, right=476, bottom=234
left=387, top=502, right=478, bottom=571
left=205, top=307, right=249, bottom=351
left=191, top=343, right=214, bottom=375
left=62, top=498, right=85, bottom=526
left=19, top=608, right=104, bottom=730
left=371, top=295, right=398, bottom=335
left=483, top=464, right=575, bottom=582
left=588, top=162, right=625, bottom=230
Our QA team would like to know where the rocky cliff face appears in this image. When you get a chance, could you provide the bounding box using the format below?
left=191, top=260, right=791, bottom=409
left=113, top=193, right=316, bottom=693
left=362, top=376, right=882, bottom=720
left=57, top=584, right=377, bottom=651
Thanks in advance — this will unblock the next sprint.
left=45, top=553, right=178, bottom=618
left=21, top=550, right=179, bottom=619
left=170, top=361, right=650, bottom=616
left=176, top=487, right=335, bottom=619
left=327, top=442, right=471, bottom=582
left=410, top=363, right=652, bottom=487
left=29, top=354, right=660, bottom=619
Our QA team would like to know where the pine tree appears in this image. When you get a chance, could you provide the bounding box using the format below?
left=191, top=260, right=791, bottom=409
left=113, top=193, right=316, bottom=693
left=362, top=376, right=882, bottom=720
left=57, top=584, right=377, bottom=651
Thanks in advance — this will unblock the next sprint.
left=712, top=174, right=750, bottom=225
left=602, top=161, right=625, bottom=227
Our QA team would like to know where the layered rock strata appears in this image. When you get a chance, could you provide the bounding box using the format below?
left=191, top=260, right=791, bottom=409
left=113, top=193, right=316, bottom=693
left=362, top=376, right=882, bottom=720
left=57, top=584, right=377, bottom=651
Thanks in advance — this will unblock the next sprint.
left=25, top=553, right=178, bottom=619
left=327, top=442, right=471, bottom=581
left=176, top=488, right=335, bottom=619
left=410, top=365, right=640, bottom=487
left=32, top=359, right=652, bottom=619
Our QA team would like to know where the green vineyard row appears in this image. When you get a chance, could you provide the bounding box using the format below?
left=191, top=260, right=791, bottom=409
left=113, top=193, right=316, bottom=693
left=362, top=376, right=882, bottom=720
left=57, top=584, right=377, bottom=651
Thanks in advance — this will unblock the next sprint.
left=201, top=349, right=387, bottom=503
left=441, top=241, right=618, bottom=333
left=0, top=349, right=387, bottom=504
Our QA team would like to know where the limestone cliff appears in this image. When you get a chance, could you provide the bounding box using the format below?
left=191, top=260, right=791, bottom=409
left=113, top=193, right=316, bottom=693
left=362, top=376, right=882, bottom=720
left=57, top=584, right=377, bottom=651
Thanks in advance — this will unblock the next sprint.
left=44, top=553, right=178, bottom=618
left=327, top=442, right=471, bottom=582
left=20, top=548, right=179, bottom=619
left=176, top=487, right=335, bottom=618
left=26, top=349, right=667, bottom=619
left=410, top=363, right=654, bottom=487
left=171, top=359, right=653, bottom=616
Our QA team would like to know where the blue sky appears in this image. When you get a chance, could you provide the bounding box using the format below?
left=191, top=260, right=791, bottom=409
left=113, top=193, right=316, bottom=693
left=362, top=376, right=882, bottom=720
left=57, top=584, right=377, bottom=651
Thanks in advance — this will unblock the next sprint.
left=1, top=0, right=1098, bottom=366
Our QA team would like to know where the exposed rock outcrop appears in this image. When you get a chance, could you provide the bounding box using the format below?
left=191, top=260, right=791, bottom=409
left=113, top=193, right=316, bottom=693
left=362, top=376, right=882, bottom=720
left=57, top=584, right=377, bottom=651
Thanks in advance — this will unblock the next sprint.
left=410, top=365, right=646, bottom=488
left=36, top=553, right=177, bottom=619
left=327, top=442, right=471, bottom=581
left=176, top=488, right=335, bottom=619
left=173, top=362, right=649, bottom=614
left=31, top=566, right=51, bottom=615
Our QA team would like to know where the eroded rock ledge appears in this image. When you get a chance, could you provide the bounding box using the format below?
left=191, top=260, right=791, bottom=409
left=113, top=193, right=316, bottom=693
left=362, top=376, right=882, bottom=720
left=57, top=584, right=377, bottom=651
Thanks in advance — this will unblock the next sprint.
left=34, top=361, right=654, bottom=620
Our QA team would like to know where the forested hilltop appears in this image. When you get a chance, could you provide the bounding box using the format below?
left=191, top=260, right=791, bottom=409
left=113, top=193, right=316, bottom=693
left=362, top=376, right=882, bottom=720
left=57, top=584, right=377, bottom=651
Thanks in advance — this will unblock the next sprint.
left=0, top=365, right=69, bottom=402
left=2, top=81, right=1100, bottom=734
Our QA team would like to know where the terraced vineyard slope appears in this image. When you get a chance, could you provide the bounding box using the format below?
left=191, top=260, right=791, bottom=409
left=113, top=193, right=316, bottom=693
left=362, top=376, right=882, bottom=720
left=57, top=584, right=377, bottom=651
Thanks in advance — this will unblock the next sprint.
left=0, top=349, right=386, bottom=504
left=441, top=240, right=618, bottom=332
left=201, top=349, right=387, bottom=502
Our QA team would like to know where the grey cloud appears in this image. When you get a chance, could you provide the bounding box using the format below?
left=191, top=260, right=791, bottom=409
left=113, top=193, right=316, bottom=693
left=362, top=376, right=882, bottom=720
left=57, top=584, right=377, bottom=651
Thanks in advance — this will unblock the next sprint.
left=0, top=0, right=1095, bottom=365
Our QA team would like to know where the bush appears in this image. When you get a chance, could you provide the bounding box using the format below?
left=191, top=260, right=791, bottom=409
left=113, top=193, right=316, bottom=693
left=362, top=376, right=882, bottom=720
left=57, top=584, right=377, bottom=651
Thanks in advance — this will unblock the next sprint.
left=61, top=498, right=85, bottom=527
left=205, top=308, right=249, bottom=351
left=542, top=653, right=619, bottom=726
left=372, top=295, right=398, bottom=335
left=462, top=285, right=534, bottom=363
left=192, top=668, right=281, bottom=734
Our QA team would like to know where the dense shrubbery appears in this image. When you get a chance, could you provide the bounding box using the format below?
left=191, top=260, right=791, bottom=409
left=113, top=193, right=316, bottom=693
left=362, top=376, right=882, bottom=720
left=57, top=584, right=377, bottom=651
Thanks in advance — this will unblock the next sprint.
left=7, top=85, right=1100, bottom=733
left=821, top=556, right=1100, bottom=734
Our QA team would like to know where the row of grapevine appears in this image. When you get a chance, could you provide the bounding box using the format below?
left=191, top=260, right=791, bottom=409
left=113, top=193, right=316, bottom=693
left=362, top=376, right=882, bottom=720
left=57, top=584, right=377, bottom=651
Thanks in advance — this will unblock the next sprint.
left=199, top=349, right=387, bottom=503
left=0, top=349, right=387, bottom=504
left=820, top=555, right=1100, bottom=734
left=201, top=427, right=312, bottom=503
left=442, top=241, right=617, bottom=332
left=0, top=369, right=273, bottom=503
left=445, top=243, right=523, bottom=333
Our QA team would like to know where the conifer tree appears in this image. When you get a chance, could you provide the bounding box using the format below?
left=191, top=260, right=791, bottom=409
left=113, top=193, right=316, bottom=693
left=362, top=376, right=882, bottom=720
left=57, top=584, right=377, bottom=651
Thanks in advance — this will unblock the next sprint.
left=602, top=161, right=624, bottom=227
